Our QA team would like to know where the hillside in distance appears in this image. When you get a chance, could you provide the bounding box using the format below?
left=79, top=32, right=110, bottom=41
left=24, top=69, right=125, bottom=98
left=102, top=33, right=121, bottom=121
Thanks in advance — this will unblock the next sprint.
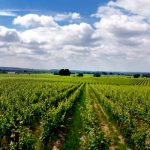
left=0, top=66, right=150, bottom=76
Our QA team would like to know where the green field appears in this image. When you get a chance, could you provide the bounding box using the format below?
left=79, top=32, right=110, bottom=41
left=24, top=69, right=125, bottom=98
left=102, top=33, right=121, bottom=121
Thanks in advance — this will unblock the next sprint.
left=0, top=74, right=150, bottom=150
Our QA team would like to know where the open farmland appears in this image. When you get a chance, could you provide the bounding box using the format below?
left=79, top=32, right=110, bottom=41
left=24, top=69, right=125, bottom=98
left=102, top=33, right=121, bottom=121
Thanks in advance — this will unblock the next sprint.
left=0, top=74, right=150, bottom=150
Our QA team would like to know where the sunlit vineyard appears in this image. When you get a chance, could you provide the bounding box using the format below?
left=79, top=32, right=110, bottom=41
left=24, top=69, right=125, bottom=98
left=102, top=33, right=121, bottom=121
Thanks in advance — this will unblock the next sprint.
left=0, top=74, right=150, bottom=150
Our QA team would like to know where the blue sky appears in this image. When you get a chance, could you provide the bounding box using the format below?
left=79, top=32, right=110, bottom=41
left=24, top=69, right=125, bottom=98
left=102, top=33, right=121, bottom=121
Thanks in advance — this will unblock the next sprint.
left=0, top=0, right=150, bottom=72
left=0, top=0, right=108, bottom=14
left=0, top=0, right=109, bottom=27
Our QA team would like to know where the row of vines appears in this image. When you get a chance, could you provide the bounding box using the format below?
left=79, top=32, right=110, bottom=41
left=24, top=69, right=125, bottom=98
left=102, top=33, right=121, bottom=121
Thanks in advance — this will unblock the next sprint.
left=0, top=75, right=150, bottom=149
left=91, top=84, right=150, bottom=149
left=0, top=79, right=82, bottom=149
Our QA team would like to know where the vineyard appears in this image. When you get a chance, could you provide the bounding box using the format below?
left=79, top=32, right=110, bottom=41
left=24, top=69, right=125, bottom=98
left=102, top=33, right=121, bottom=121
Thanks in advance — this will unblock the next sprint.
left=0, top=74, right=150, bottom=150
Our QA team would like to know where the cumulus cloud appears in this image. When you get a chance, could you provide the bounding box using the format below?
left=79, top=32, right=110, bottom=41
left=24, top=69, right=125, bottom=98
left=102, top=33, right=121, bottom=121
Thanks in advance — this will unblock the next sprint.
left=108, top=0, right=150, bottom=17
left=0, top=2, right=150, bottom=72
left=1, top=14, right=94, bottom=69
left=0, top=26, right=20, bottom=42
left=13, top=14, right=58, bottom=27
left=91, top=6, right=122, bottom=18
left=94, top=14, right=149, bottom=39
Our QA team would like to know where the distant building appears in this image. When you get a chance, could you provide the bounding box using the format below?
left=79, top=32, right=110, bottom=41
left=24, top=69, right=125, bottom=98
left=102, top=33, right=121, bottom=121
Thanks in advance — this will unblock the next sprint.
left=7, top=72, right=16, bottom=74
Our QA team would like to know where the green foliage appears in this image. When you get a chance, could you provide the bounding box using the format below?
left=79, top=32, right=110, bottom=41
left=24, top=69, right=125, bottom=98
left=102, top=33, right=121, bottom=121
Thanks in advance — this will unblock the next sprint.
left=40, top=84, right=83, bottom=144
left=133, top=74, right=141, bottom=78
left=59, top=69, right=71, bottom=76
left=92, top=84, right=150, bottom=149
left=80, top=85, right=109, bottom=149
left=93, top=73, right=101, bottom=77
left=0, top=74, right=149, bottom=149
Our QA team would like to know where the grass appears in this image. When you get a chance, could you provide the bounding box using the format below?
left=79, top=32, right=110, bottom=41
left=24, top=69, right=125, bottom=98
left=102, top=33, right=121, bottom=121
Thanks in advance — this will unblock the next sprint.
left=62, top=85, right=85, bottom=150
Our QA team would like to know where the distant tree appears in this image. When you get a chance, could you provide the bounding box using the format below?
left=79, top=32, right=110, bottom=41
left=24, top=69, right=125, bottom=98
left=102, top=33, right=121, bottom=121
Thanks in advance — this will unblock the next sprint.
left=24, top=70, right=28, bottom=73
left=77, top=73, right=83, bottom=77
left=141, top=73, right=150, bottom=78
left=59, top=69, right=71, bottom=76
left=54, top=72, right=59, bottom=75
left=102, top=72, right=107, bottom=75
left=0, top=71, right=7, bottom=74
left=93, top=73, right=101, bottom=77
left=133, top=74, right=141, bottom=78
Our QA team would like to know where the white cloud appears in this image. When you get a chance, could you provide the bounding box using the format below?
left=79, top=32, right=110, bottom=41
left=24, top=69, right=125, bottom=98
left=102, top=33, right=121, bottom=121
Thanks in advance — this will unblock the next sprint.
left=0, top=10, right=16, bottom=16
left=13, top=14, right=58, bottom=27
left=54, top=12, right=81, bottom=21
left=90, top=1, right=150, bottom=71
left=0, top=2, right=150, bottom=72
left=0, top=17, right=95, bottom=69
left=0, top=26, right=20, bottom=42
left=108, top=0, right=150, bottom=17
left=94, top=14, right=149, bottom=38
left=91, top=6, right=122, bottom=18
left=20, top=23, right=93, bottom=45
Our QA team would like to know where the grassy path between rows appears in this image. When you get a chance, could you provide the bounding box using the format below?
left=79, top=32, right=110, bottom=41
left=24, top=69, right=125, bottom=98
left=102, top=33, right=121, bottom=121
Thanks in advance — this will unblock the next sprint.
left=32, top=84, right=83, bottom=150
left=34, top=84, right=131, bottom=150
left=62, top=85, right=85, bottom=150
